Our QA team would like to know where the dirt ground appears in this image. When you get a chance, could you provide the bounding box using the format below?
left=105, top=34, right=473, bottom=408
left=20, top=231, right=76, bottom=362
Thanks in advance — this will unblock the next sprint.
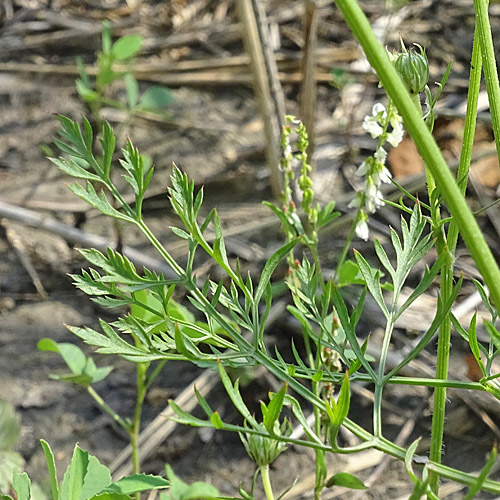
left=2, top=0, right=500, bottom=498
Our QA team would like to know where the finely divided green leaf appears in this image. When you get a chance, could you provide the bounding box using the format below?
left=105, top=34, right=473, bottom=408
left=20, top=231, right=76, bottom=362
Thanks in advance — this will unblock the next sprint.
left=354, top=250, right=389, bottom=319
left=49, top=158, right=102, bottom=182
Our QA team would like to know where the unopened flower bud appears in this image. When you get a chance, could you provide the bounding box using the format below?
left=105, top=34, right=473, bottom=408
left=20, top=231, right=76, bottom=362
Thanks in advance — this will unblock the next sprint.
left=394, top=42, right=429, bottom=95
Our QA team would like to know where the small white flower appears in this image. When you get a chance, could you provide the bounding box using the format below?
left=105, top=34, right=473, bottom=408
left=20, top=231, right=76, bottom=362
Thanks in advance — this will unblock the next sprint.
left=365, top=182, right=385, bottom=213
left=355, top=160, right=369, bottom=177
left=372, top=103, right=386, bottom=116
left=378, top=166, right=392, bottom=184
left=348, top=194, right=362, bottom=208
left=374, top=147, right=387, bottom=164
left=355, top=218, right=369, bottom=241
left=362, top=118, right=383, bottom=139
left=362, top=103, right=387, bottom=139
left=387, top=114, right=404, bottom=147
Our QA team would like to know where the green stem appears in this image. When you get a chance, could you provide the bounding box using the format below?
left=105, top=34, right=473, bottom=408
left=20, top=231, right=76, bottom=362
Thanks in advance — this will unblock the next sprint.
left=312, top=355, right=326, bottom=499
left=334, top=0, right=500, bottom=338
left=428, top=264, right=453, bottom=493
left=428, top=21, right=483, bottom=496
left=260, top=465, right=275, bottom=500
left=86, top=386, right=129, bottom=431
left=373, top=315, right=396, bottom=437
left=130, top=362, right=148, bottom=500
left=474, top=0, right=500, bottom=164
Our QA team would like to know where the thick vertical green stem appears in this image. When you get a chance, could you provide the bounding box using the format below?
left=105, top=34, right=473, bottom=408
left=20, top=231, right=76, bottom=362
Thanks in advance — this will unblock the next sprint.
left=334, top=0, right=500, bottom=329
left=474, top=0, right=500, bottom=163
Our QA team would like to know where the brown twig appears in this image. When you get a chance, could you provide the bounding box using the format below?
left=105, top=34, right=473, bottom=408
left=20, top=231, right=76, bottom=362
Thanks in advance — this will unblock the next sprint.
left=300, top=0, right=319, bottom=169
left=1, top=219, right=48, bottom=299
left=235, top=0, right=283, bottom=198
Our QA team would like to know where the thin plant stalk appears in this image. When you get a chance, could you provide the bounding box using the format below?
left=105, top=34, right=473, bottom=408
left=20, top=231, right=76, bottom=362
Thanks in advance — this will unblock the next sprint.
left=261, top=465, right=275, bottom=500
left=428, top=22, right=483, bottom=494
left=86, top=386, right=130, bottom=430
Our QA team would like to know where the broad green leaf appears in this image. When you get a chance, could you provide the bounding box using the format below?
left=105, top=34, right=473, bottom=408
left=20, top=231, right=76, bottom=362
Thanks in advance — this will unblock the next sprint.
left=178, top=482, right=220, bottom=500
left=124, top=73, right=139, bottom=109
left=111, top=35, right=142, bottom=60
left=37, top=339, right=86, bottom=376
left=139, top=86, right=174, bottom=111
left=75, top=79, right=98, bottom=102
left=87, top=494, right=128, bottom=500
left=326, top=472, right=367, bottom=490
left=79, top=454, right=112, bottom=500
left=68, top=183, right=132, bottom=222
left=337, top=259, right=364, bottom=287
left=12, top=473, right=31, bottom=500
left=0, top=451, right=24, bottom=493
left=41, top=440, right=59, bottom=500
left=61, top=446, right=89, bottom=500
left=164, top=465, right=219, bottom=500
left=101, top=474, right=169, bottom=495
left=335, top=372, right=350, bottom=426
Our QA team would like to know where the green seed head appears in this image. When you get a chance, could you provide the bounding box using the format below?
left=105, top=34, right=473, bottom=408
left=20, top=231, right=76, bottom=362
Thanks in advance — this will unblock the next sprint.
left=394, top=42, right=429, bottom=94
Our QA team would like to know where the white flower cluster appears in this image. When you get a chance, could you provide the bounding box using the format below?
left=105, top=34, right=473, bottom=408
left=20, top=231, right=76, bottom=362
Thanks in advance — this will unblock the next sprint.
left=349, top=103, right=404, bottom=240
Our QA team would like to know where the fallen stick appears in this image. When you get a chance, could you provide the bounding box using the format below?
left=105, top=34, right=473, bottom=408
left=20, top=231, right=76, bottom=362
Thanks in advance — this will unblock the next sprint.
left=0, top=200, right=176, bottom=278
